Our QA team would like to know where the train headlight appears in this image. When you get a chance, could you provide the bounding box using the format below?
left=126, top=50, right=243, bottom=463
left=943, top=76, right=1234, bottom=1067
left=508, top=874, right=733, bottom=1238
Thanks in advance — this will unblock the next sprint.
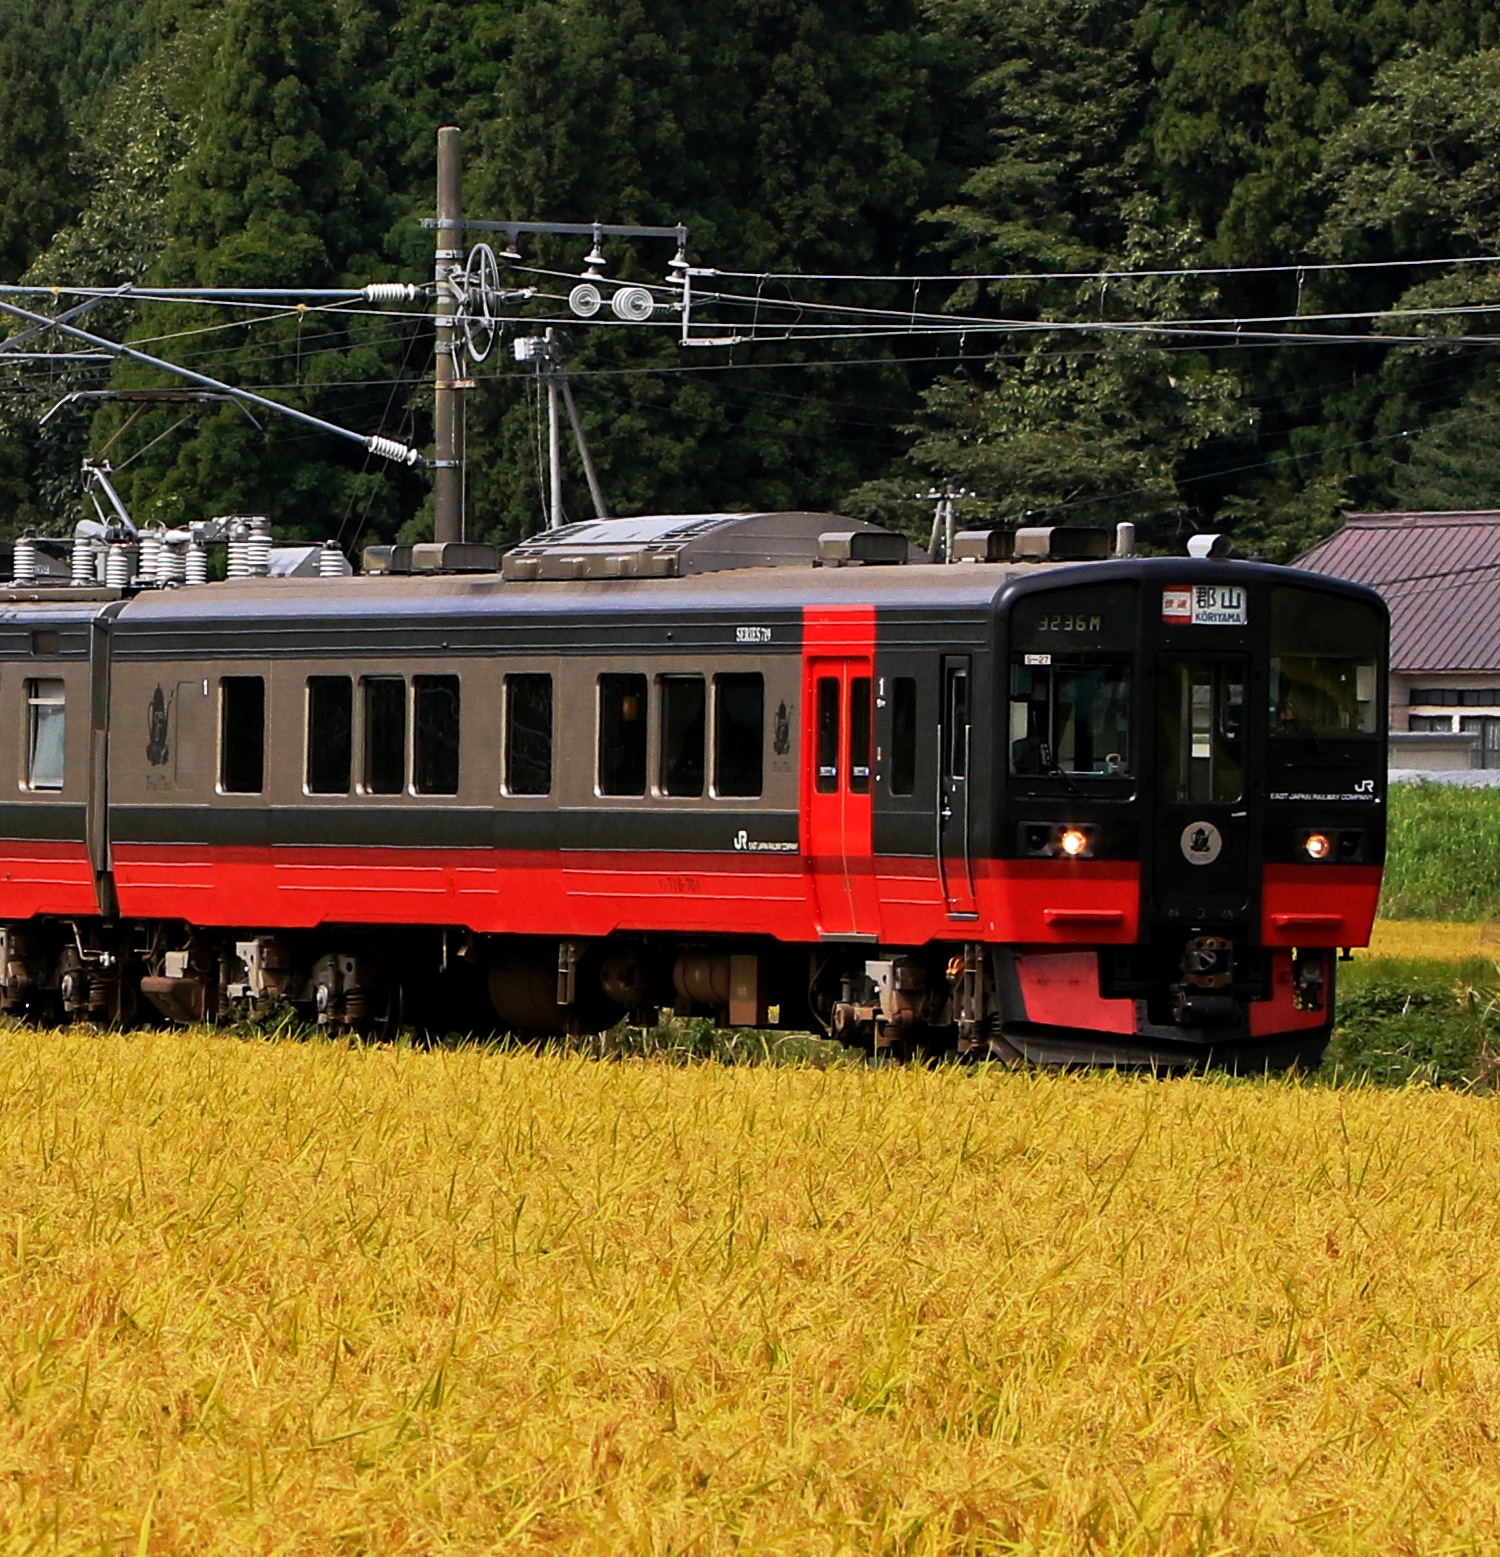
left=1021, top=823, right=1099, bottom=859
left=1059, top=827, right=1090, bottom=858
left=1303, top=831, right=1332, bottom=861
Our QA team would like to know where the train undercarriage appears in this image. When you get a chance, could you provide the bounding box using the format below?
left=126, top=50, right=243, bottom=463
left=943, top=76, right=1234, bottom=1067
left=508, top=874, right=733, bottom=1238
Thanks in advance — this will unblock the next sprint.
left=0, top=917, right=1333, bottom=1072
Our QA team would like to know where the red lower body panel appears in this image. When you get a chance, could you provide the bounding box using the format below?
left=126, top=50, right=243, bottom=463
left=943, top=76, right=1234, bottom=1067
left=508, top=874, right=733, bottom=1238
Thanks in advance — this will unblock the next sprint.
left=0, top=841, right=97, bottom=920
left=1261, top=866, right=1382, bottom=947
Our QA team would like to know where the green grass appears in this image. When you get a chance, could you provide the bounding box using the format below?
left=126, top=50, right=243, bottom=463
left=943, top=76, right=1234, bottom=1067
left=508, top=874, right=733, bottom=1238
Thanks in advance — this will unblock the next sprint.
left=1382, top=782, right=1500, bottom=920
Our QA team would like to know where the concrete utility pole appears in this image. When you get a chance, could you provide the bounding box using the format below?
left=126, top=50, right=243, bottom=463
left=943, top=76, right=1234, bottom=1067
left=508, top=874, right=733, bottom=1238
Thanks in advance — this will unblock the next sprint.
left=433, top=126, right=465, bottom=544
left=545, top=328, right=563, bottom=529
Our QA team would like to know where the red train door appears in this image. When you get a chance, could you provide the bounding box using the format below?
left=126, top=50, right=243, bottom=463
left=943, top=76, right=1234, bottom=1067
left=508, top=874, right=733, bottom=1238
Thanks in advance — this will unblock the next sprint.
left=803, top=608, right=878, bottom=940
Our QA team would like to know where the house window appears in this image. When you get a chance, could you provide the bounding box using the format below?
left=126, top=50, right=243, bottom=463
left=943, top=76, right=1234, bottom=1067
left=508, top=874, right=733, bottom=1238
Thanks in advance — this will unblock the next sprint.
left=1408, top=714, right=1453, bottom=733
left=219, top=676, right=265, bottom=794
left=25, top=679, right=65, bottom=791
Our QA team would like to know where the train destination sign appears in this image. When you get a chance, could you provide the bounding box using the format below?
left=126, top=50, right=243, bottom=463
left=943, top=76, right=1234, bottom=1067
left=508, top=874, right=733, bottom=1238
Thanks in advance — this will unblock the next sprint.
left=1161, top=584, right=1248, bottom=627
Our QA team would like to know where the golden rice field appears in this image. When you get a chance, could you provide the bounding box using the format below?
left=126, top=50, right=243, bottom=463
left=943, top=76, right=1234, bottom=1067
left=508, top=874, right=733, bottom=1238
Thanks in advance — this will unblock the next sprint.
left=4, top=1027, right=1500, bottom=1554
left=1366, top=918, right=1494, bottom=962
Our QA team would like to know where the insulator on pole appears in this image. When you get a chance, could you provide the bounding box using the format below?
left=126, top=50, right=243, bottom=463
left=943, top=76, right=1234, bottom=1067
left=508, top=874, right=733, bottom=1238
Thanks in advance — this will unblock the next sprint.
left=363, top=283, right=419, bottom=303
left=367, top=435, right=422, bottom=466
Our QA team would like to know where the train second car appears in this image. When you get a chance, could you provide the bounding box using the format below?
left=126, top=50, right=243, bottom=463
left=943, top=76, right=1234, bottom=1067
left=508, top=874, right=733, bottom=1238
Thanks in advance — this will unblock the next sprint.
left=0, top=513, right=1387, bottom=1069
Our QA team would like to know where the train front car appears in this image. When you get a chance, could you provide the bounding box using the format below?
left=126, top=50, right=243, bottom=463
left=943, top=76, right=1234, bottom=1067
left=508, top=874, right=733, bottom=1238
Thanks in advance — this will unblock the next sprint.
left=992, top=559, right=1387, bottom=1071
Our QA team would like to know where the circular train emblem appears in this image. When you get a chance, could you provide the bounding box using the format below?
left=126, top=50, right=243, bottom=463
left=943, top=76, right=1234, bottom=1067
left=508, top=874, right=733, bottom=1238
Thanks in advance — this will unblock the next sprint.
left=1180, top=821, right=1223, bottom=866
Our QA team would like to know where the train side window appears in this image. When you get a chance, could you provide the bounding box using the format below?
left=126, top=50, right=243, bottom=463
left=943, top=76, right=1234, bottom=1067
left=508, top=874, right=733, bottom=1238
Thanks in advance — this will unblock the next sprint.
left=504, top=674, right=553, bottom=796
left=306, top=676, right=352, bottom=794
left=889, top=677, right=917, bottom=795
left=815, top=677, right=840, bottom=793
left=659, top=675, right=706, bottom=796
left=598, top=674, right=648, bottom=796
left=849, top=677, right=872, bottom=793
left=413, top=675, right=461, bottom=795
left=713, top=673, right=763, bottom=797
left=24, top=679, right=65, bottom=792
left=363, top=676, right=406, bottom=795
left=219, top=676, right=264, bottom=794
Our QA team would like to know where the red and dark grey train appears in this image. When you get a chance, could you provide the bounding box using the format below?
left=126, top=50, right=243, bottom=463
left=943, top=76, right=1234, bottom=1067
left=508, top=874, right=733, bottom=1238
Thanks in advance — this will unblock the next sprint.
left=0, top=511, right=1386, bottom=1068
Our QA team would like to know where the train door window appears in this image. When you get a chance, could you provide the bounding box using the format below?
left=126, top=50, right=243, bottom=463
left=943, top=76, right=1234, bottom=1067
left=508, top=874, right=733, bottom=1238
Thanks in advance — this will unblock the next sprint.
left=849, top=677, right=873, bottom=793
left=598, top=673, right=648, bottom=796
left=713, top=673, right=764, bottom=797
left=889, top=677, right=917, bottom=795
left=363, top=676, right=406, bottom=795
left=504, top=674, right=553, bottom=796
left=218, top=676, right=264, bottom=794
left=659, top=675, right=706, bottom=796
left=815, top=677, right=840, bottom=793
left=945, top=665, right=969, bottom=778
left=306, top=676, right=352, bottom=794
left=24, top=679, right=65, bottom=792
left=413, top=675, right=461, bottom=795
left=1159, top=658, right=1242, bottom=803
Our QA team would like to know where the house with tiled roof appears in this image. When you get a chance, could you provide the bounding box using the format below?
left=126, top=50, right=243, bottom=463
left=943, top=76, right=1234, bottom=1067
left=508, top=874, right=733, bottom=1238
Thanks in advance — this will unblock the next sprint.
left=1296, top=511, right=1500, bottom=770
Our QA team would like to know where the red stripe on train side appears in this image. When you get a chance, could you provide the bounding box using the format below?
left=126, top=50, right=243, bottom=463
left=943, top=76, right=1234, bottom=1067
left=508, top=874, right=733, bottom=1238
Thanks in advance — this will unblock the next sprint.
left=110, top=841, right=1144, bottom=947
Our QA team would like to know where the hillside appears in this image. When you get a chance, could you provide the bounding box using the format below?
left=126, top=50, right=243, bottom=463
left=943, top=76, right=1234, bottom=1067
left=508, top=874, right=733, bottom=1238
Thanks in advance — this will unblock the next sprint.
left=3, top=0, right=1500, bottom=551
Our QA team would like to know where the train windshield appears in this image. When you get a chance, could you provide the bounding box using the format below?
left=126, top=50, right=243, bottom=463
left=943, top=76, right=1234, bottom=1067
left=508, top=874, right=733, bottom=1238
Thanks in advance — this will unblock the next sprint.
left=1268, top=586, right=1382, bottom=758
left=1009, top=658, right=1133, bottom=777
left=1008, top=581, right=1138, bottom=781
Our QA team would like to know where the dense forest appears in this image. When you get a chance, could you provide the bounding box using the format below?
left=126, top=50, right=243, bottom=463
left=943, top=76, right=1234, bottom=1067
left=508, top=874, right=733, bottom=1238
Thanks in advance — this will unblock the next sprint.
left=2, top=0, right=1500, bottom=557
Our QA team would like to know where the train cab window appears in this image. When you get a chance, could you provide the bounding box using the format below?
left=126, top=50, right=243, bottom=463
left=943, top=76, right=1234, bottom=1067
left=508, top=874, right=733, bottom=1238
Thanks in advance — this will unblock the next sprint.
left=713, top=673, right=764, bottom=797
left=815, top=677, right=840, bottom=793
left=598, top=674, right=648, bottom=796
left=24, top=679, right=65, bottom=792
left=1270, top=587, right=1382, bottom=749
left=363, top=677, right=406, bottom=795
left=413, top=676, right=461, bottom=795
left=218, top=676, right=265, bottom=794
left=306, top=676, right=352, bottom=794
left=849, top=677, right=873, bottom=793
left=889, top=677, right=917, bottom=796
left=659, top=675, right=706, bottom=796
left=1009, top=658, right=1132, bottom=778
left=504, top=674, right=553, bottom=796
left=1159, top=658, right=1243, bottom=803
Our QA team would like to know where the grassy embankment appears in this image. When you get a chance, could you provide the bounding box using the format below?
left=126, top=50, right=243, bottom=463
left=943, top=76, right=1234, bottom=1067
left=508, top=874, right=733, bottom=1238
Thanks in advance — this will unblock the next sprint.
left=1328, top=784, right=1500, bottom=1084
left=6, top=1032, right=1500, bottom=1553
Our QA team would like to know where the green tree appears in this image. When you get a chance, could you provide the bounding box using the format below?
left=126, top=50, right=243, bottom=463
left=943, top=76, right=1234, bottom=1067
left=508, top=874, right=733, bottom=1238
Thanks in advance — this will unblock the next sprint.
left=0, top=11, right=76, bottom=280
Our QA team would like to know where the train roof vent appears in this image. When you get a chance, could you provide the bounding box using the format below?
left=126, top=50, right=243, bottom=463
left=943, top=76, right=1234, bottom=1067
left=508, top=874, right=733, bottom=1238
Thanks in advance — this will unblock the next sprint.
left=499, top=511, right=917, bottom=581
left=951, top=529, right=1016, bottom=563
left=1012, top=526, right=1112, bottom=562
left=816, top=529, right=909, bottom=565
left=363, top=541, right=500, bottom=575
